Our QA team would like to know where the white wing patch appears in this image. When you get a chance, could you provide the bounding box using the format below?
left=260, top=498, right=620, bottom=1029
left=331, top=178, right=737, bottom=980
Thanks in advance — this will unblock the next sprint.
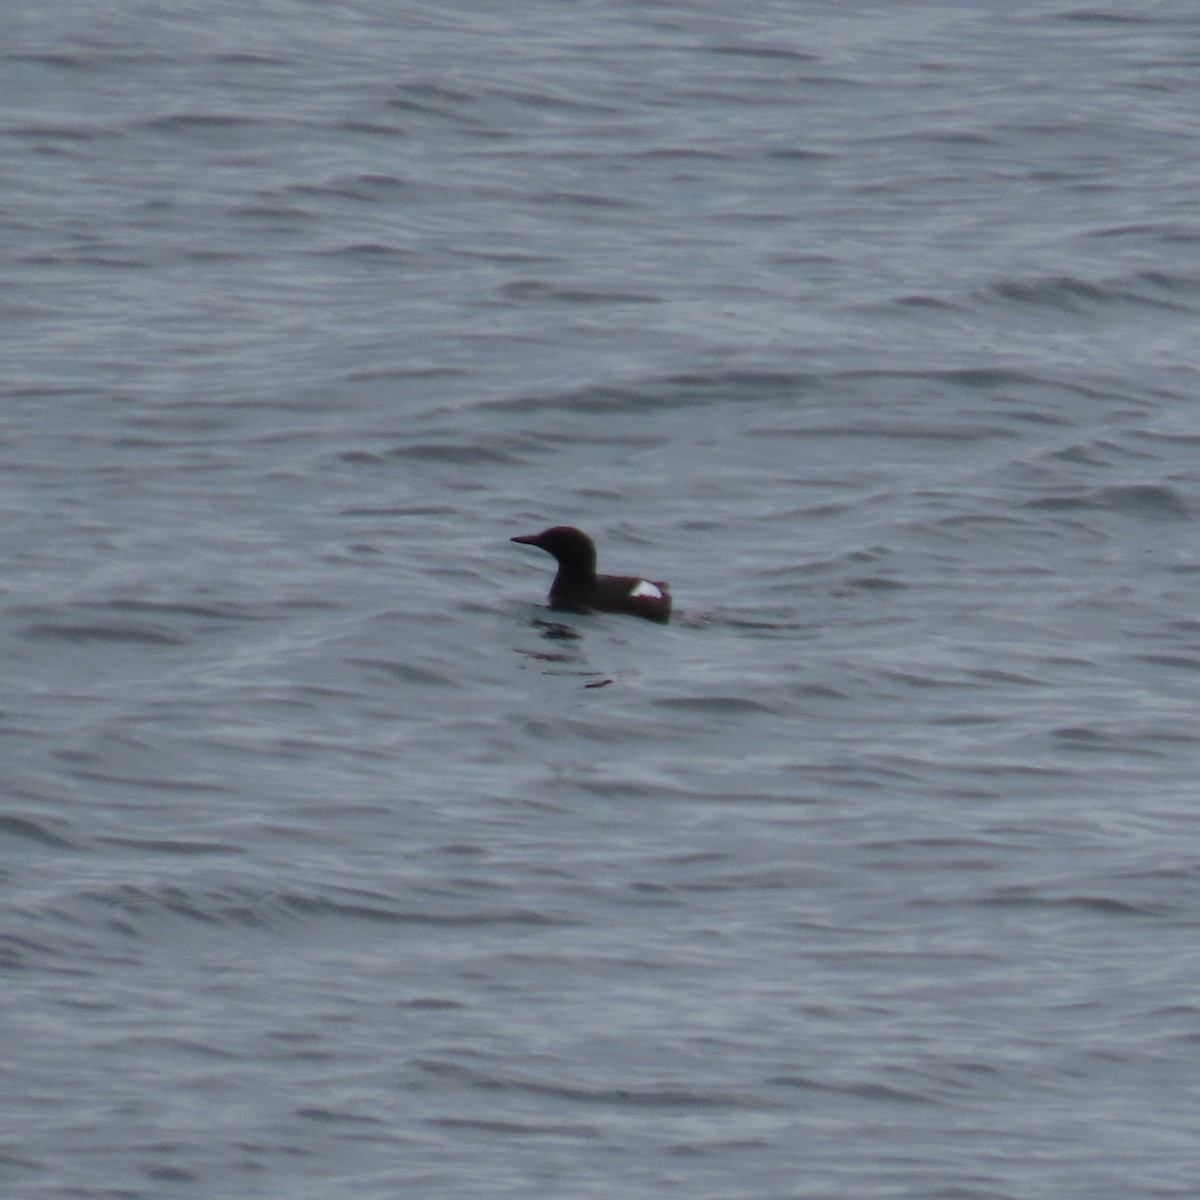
left=629, top=580, right=663, bottom=600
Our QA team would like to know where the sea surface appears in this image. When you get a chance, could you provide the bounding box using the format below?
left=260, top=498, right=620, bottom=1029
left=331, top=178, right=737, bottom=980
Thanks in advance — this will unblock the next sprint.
left=4, top=1, right=1200, bottom=1197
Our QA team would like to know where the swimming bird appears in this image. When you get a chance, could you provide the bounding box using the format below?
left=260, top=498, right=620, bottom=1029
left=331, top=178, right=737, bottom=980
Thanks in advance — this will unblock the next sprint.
left=511, top=526, right=671, bottom=623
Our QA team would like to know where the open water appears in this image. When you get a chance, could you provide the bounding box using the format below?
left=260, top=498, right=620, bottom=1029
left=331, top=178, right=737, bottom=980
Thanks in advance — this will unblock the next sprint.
left=4, top=1, right=1200, bottom=1197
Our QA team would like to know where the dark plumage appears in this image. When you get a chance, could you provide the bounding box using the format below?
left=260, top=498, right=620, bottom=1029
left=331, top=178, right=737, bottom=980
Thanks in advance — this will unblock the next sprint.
left=511, top=526, right=671, bottom=623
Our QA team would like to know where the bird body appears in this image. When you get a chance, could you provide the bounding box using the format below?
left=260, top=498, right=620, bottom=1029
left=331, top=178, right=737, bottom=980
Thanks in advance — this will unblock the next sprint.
left=511, top=526, right=671, bottom=623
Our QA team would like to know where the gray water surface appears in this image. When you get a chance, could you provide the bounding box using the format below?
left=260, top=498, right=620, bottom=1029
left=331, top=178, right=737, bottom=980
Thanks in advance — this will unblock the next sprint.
left=4, top=2, right=1200, bottom=1197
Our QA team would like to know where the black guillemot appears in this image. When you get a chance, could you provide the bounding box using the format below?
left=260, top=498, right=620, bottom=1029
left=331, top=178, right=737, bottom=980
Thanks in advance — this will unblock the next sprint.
left=511, top=526, right=671, bottom=623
